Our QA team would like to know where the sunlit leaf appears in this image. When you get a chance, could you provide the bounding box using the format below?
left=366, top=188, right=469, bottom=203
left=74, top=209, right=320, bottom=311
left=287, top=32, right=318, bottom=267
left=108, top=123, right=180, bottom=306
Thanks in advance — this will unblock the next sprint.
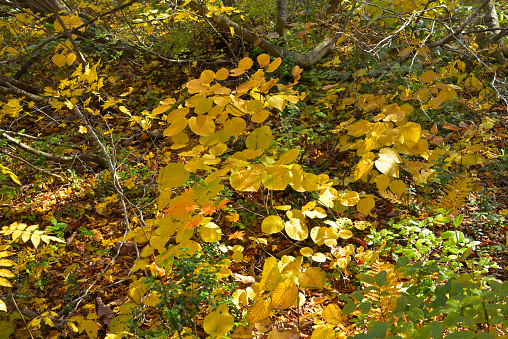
left=262, top=215, right=284, bottom=234
left=188, top=115, right=215, bottom=136
left=247, top=298, right=272, bottom=323
left=157, top=163, right=190, bottom=189
left=340, top=191, right=360, bottom=206
left=298, top=267, right=326, bottom=289
left=257, top=54, right=271, bottom=67
left=357, top=196, right=375, bottom=215
left=271, top=279, right=298, bottom=309
left=322, top=304, right=342, bottom=325
left=285, top=218, right=308, bottom=241
left=245, top=126, right=272, bottom=150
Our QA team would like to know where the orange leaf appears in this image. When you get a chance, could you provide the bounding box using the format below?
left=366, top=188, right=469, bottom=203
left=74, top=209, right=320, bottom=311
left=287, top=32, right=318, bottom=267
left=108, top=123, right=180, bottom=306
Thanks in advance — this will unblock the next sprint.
left=186, top=216, right=203, bottom=229
left=228, top=231, right=245, bottom=240
left=216, top=199, right=230, bottom=210
left=226, top=211, right=239, bottom=222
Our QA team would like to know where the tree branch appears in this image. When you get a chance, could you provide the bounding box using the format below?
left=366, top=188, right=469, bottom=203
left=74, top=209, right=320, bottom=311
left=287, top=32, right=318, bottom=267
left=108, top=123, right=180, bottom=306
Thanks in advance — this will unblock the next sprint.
left=188, top=0, right=339, bottom=68
left=0, top=131, right=106, bottom=168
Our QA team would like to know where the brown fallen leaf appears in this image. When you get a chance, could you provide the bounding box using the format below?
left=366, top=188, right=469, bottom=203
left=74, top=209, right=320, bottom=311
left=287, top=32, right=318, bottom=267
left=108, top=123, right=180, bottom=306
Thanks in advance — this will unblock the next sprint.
left=96, top=297, right=116, bottom=327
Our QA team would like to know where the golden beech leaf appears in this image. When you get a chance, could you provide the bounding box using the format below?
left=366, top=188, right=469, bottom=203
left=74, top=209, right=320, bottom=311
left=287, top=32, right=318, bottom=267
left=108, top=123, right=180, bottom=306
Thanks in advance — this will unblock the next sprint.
left=262, top=215, right=284, bottom=234
left=285, top=218, right=308, bottom=241
left=375, top=148, right=401, bottom=178
left=322, top=304, right=342, bottom=325
left=200, top=70, right=215, bottom=84
left=311, top=325, right=335, bottom=339
left=163, top=116, right=188, bottom=137
left=223, top=117, right=247, bottom=136
left=257, top=53, right=271, bottom=67
left=230, top=169, right=262, bottom=192
left=276, top=149, right=299, bottom=165
left=375, top=174, right=391, bottom=191
left=188, top=115, right=215, bottom=136
left=238, top=57, right=254, bottom=70
left=357, top=196, right=375, bottom=215
left=271, top=279, right=298, bottom=309
left=262, top=166, right=291, bottom=190
left=215, top=68, right=229, bottom=81
left=157, top=163, right=190, bottom=189
left=354, top=152, right=375, bottom=181
left=199, top=222, right=223, bottom=242
left=252, top=109, right=270, bottom=123
left=0, top=299, right=6, bottom=312
left=247, top=298, right=273, bottom=324
left=0, top=277, right=12, bottom=287
left=266, top=57, right=282, bottom=72
left=340, top=191, right=360, bottom=206
left=0, top=269, right=15, bottom=278
left=260, top=257, right=281, bottom=291
left=203, top=304, right=234, bottom=337
left=52, top=53, right=67, bottom=67
left=389, top=180, right=406, bottom=198
left=398, top=122, right=421, bottom=147
left=267, top=329, right=300, bottom=339
left=245, top=126, right=272, bottom=150
left=298, top=267, right=326, bottom=289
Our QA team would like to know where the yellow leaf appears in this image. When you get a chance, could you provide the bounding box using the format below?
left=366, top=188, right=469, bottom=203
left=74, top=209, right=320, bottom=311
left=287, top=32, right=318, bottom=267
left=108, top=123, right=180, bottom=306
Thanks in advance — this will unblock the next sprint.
left=66, top=53, right=77, bottom=65
left=257, top=54, right=271, bottom=67
left=200, top=70, right=215, bottom=84
left=142, top=292, right=161, bottom=307
left=78, top=125, right=87, bottom=134
left=389, top=180, right=406, bottom=198
left=301, top=173, right=320, bottom=192
left=200, top=222, right=223, bottom=242
left=285, top=218, right=308, bottom=241
left=398, top=122, right=421, bottom=147
left=461, top=153, right=483, bottom=167
left=262, top=166, right=291, bottom=190
left=188, top=115, right=215, bottom=136
left=375, top=174, right=390, bottom=191
left=266, top=95, right=285, bottom=111
left=375, top=148, right=401, bottom=178
left=340, top=191, right=360, bottom=206
left=128, top=279, right=149, bottom=304
left=0, top=277, right=12, bottom=287
left=260, top=257, right=281, bottom=291
left=230, top=169, right=262, bottom=192
left=52, top=53, right=67, bottom=67
left=271, top=279, right=298, bottom=309
left=311, top=325, right=335, bottom=339
left=322, top=304, right=342, bottom=325
left=252, top=109, right=270, bottom=123
left=312, top=252, right=327, bottom=262
left=338, top=229, right=353, bottom=239
left=204, top=304, right=234, bottom=336
left=215, top=68, right=229, bottom=80
left=0, top=259, right=15, bottom=267
left=245, top=126, right=272, bottom=150
left=0, top=269, right=15, bottom=278
left=31, top=233, right=40, bottom=248
left=267, top=57, right=282, bottom=72
left=194, top=97, right=214, bottom=114
left=298, top=267, right=326, bottom=289
left=247, top=298, right=272, bottom=324
left=238, top=57, right=254, bottom=70
left=357, top=196, right=375, bottom=215
left=0, top=299, right=6, bottom=312
left=157, top=163, right=190, bottom=189
left=354, top=152, right=375, bottom=181
left=223, top=117, right=246, bottom=136
left=262, top=215, right=285, bottom=234
left=163, top=116, right=188, bottom=137
left=276, top=149, right=299, bottom=165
